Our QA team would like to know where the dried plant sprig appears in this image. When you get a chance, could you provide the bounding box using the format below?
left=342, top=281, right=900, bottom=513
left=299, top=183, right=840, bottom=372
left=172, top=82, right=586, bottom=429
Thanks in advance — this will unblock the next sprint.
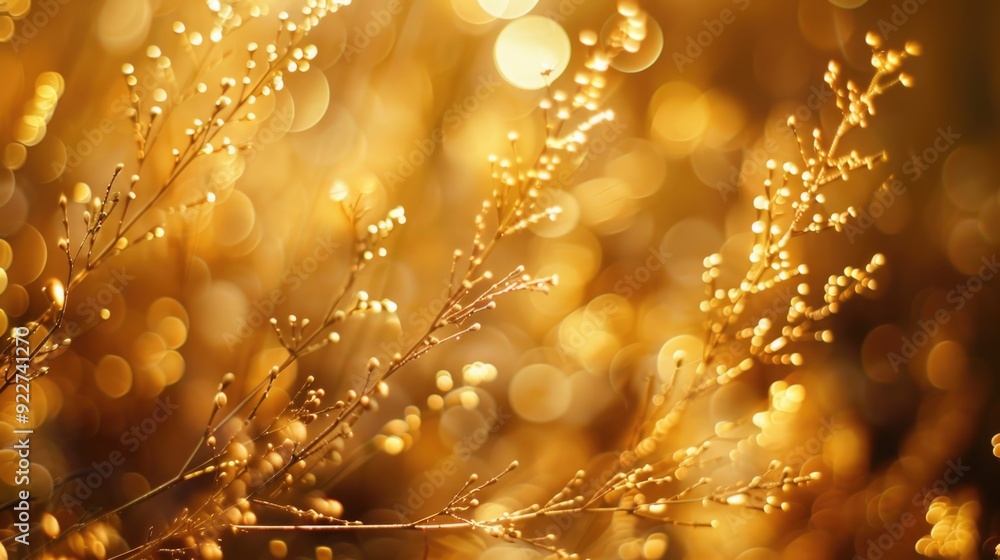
left=0, top=1, right=355, bottom=400
left=242, top=35, right=916, bottom=559
left=28, top=7, right=652, bottom=558
left=5, top=3, right=921, bottom=558
left=0, top=164, right=127, bottom=393
left=696, top=34, right=918, bottom=391
left=556, top=36, right=920, bottom=556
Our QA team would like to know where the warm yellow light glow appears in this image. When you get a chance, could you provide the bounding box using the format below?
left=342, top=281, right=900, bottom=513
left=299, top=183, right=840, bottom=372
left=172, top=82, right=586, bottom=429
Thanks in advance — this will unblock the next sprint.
left=494, top=16, right=571, bottom=90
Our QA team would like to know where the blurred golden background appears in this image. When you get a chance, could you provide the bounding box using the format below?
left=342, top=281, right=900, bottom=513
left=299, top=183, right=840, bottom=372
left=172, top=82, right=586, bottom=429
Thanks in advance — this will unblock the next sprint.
left=0, top=0, right=998, bottom=559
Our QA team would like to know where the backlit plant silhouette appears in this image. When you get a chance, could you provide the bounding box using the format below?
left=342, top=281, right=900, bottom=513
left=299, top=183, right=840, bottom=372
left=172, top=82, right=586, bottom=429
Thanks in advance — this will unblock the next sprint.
left=0, top=2, right=925, bottom=559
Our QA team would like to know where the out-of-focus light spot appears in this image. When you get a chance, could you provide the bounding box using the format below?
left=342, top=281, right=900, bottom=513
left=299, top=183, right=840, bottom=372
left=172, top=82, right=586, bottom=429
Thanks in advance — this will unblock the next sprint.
left=604, top=138, right=668, bottom=198
left=132, top=331, right=166, bottom=368
left=916, top=497, right=980, bottom=559
left=427, top=394, right=444, bottom=410
left=193, top=281, right=249, bottom=347
left=978, top=197, right=1000, bottom=244
left=98, top=0, right=152, bottom=53
left=925, top=340, right=967, bottom=390
left=0, top=167, right=13, bottom=206
left=509, top=363, right=571, bottom=422
left=439, top=405, right=488, bottom=444
left=566, top=294, right=632, bottom=373
left=822, top=426, right=867, bottom=476
left=293, top=102, right=358, bottom=166
left=528, top=230, right=600, bottom=316
left=72, top=182, right=92, bottom=203
left=462, top=362, right=498, bottom=385
left=157, top=316, right=189, bottom=349
left=494, top=16, right=571, bottom=90
left=478, top=0, right=537, bottom=19
left=436, top=370, right=454, bottom=392
left=0, top=188, right=28, bottom=234
left=7, top=0, right=31, bottom=18
left=942, top=145, right=995, bottom=212
left=211, top=190, right=256, bottom=246
left=15, top=115, right=44, bottom=146
left=862, top=324, right=905, bottom=383
left=33, top=137, right=66, bottom=182
left=6, top=224, right=46, bottom=284
left=0, top=283, right=28, bottom=316
left=383, top=435, right=405, bottom=455
left=157, top=350, right=186, bottom=385
left=459, top=388, right=480, bottom=409
left=329, top=180, right=349, bottom=201
left=286, top=70, right=330, bottom=132
left=605, top=14, right=663, bottom=73
left=95, top=355, right=133, bottom=398
left=701, top=90, right=747, bottom=148
left=650, top=82, right=709, bottom=156
left=452, top=0, right=496, bottom=25
left=35, top=71, right=65, bottom=97
left=0, top=16, right=14, bottom=42
left=947, top=219, right=990, bottom=275
left=4, top=142, right=28, bottom=169
left=0, top=239, right=11, bottom=269
left=661, top=219, right=722, bottom=287
left=828, top=0, right=867, bottom=7
left=147, top=297, right=190, bottom=329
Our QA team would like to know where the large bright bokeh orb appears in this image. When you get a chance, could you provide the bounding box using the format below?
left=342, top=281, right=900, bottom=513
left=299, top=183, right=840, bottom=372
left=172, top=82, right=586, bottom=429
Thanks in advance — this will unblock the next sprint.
left=478, top=0, right=538, bottom=19
left=494, top=16, right=571, bottom=90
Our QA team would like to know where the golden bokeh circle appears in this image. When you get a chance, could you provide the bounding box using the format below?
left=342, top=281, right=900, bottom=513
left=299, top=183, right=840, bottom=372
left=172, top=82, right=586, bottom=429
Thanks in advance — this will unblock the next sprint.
left=97, top=0, right=152, bottom=53
left=147, top=296, right=190, bottom=329
left=0, top=16, right=14, bottom=42
left=0, top=239, right=11, bottom=269
left=6, top=224, right=46, bottom=284
left=4, top=142, right=28, bottom=169
left=478, top=0, right=537, bottom=19
left=95, top=354, right=133, bottom=398
left=451, top=0, right=496, bottom=26
left=509, top=363, right=571, bottom=423
left=651, top=82, right=709, bottom=155
left=0, top=283, right=29, bottom=317
left=211, top=190, right=257, bottom=247
left=156, top=316, right=188, bottom=349
left=0, top=187, right=28, bottom=234
left=0, top=166, right=14, bottom=205
left=287, top=69, right=331, bottom=133
left=157, top=349, right=186, bottom=385
left=494, top=16, right=571, bottom=90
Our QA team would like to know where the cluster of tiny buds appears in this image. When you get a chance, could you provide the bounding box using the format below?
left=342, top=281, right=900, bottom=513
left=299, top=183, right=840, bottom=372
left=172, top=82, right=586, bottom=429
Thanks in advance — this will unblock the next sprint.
left=358, top=206, right=405, bottom=260
left=354, top=290, right=398, bottom=314
left=810, top=33, right=920, bottom=130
